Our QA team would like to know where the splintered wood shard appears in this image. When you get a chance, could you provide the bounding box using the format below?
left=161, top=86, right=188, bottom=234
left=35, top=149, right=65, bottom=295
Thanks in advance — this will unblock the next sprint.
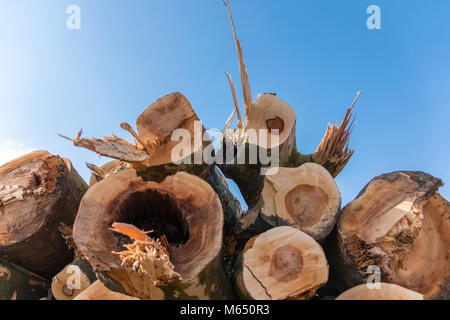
left=312, top=91, right=360, bottom=177
left=110, top=222, right=180, bottom=283
left=110, top=222, right=154, bottom=244
left=225, top=71, right=244, bottom=129
left=224, top=0, right=252, bottom=125
left=86, top=163, right=106, bottom=180
left=59, top=129, right=150, bottom=163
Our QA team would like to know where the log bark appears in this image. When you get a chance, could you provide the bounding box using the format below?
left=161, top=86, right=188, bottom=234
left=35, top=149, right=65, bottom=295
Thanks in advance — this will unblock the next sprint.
left=0, top=258, right=48, bottom=300
left=0, top=151, right=88, bottom=278
left=73, top=169, right=235, bottom=300
left=234, top=226, right=328, bottom=300
left=336, top=283, right=423, bottom=300
left=73, top=280, right=139, bottom=300
left=330, top=171, right=449, bottom=300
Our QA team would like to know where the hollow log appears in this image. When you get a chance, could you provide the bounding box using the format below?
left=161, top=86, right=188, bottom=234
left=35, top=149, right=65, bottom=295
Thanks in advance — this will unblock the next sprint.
left=73, top=280, right=139, bottom=300
left=331, top=171, right=449, bottom=300
left=0, top=257, right=48, bottom=300
left=336, top=283, right=423, bottom=300
left=0, top=151, right=88, bottom=278
left=234, top=226, right=328, bottom=300
left=73, top=169, right=235, bottom=300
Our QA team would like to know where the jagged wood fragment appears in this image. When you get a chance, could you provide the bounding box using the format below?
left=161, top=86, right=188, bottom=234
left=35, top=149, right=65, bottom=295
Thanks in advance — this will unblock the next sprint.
left=59, top=130, right=150, bottom=163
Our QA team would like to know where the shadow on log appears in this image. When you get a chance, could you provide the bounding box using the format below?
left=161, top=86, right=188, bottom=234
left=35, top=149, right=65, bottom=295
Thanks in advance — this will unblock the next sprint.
left=0, top=258, right=48, bottom=300
left=0, top=151, right=87, bottom=278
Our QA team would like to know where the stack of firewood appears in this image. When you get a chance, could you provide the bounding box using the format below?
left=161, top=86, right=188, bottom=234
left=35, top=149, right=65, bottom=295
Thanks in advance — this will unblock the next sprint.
left=0, top=1, right=448, bottom=300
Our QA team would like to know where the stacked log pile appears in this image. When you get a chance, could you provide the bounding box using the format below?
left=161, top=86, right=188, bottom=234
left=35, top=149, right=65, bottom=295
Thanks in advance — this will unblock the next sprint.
left=0, top=1, right=448, bottom=300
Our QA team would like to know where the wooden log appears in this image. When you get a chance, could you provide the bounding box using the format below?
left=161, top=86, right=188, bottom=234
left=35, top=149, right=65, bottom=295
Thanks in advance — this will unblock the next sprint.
left=241, top=163, right=340, bottom=242
left=234, top=226, right=328, bottom=300
left=87, top=160, right=121, bottom=186
left=0, top=257, right=48, bottom=300
left=0, top=150, right=88, bottom=278
left=331, top=171, right=449, bottom=300
left=224, top=163, right=340, bottom=277
left=73, top=280, right=139, bottom=300
left=336, top=283, right=423, bottom=300
left=51, top=257, right=97, bottom=300
left=218, top=1, right=357, bottom=207
left=134, top=92, right=211, bottom=182
left=63, top=92, right=212, bottom=182
left=73, top=169, right=235, bottom=300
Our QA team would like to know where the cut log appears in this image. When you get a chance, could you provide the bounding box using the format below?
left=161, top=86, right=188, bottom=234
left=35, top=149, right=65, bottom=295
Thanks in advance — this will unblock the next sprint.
left=63, top=92, right=212, bottom=182
left=336, top=283, right=423, bottom=300
left=73, top=169, right=235, bottom=300
left=242, top=163, right=340, bottom=242
left=234, top=226, right=329, bottom=300
left=219, top=0, right=357, bottom=207
left=0, top=151, right=88, bottom=278
left=224, top=163, right=340, bottom=278
left=73, top=280, right=139, bottom=300
left=0, top=257, right=48, bottom=300
left=135, top=92, right=211, bottom=182
left=51, top=257, right=96, bottom=300
left=331, top=171, right=449, bottom=300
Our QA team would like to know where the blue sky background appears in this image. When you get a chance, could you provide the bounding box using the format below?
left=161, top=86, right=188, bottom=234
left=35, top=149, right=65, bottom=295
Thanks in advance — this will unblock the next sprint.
left=1, top=0, right=449, bottom=209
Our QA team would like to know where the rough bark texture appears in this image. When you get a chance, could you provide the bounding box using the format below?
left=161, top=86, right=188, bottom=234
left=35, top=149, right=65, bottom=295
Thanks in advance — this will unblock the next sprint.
left=0, top=150, right=88, bottom=278
left=74, top=169, right=235, bottom=300
left=329, top=171, right=449, bottom=300
left=0, top=258, right=48, bottom=300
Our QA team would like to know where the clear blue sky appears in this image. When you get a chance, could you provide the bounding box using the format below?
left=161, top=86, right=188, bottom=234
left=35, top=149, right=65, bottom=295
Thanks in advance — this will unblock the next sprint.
left=1, top=0, right=449, bottom=209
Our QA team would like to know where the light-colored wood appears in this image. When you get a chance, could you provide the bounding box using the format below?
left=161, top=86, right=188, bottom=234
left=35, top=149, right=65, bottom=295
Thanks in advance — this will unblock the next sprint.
left=74, top=169, right=234, bottom=300
left=336, top=283, right=423, bottom=300
left=262, top=163, right=340, bottom=241
left=51, top=258, right=96, bottom=300
left=73, top=280, right=139, bottom=300
left=0, top=151, right=88, bottom=278
left=333, top=171, right=449, bottom=300
left=235, top=226, right=329, bottom=300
